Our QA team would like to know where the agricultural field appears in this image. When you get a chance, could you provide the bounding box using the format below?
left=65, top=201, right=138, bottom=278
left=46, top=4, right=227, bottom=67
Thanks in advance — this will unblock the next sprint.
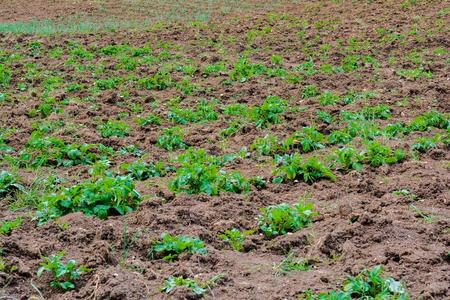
left=0, top=0, right=449, bottom=299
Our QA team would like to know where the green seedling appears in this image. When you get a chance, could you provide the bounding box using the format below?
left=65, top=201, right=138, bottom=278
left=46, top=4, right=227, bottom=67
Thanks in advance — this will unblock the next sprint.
left=149, top=233, right=207, bottom=261
left=218, top=228, right=254, bottom=251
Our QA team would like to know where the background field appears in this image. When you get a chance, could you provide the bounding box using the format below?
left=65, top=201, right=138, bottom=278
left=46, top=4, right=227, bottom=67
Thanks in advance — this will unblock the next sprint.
left=0, top=0, right=449, bottom=299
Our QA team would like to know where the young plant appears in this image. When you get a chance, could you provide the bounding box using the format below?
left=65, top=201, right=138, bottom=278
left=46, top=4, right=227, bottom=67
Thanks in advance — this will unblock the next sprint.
left=36, top=175, right=140, bottom=224
left=282, top=127, right=324, bottom=153
left=97, top=120, right=129, bottom=138
left=121, top=160, right=167, bottom=180
left=156, top=126, right=186, bottom=151
left=316, top=110, right=333, bottom=124
left=273, top=154, right=336, bottom=183
left=303, top=265, right=408, bottom=299
left=219, top=228, right=253, bottom=251
left=0, top=64, right=11, bottom=88
left=258, top=201, right=317, bottom=238
left=138, top=71, right=174, bottom=90
left=318, top=91, right=340, bottom=106
left=149, top=233, right=207, bottom=261
left=250, top=134, right=280, bottom=156
left=0, top=171, right=23, bottom=196
left=37, top=252, right=88, bottom=290
left=329, top=147, right=363, bottom=172
left=363, top=141, right=405, bottom=167
left=229, top=57, right=266, bottom=82
left=250, top=96, right=287, bottom=128
left=0, top=217, right=22, bottom=235
left=161, top=276, right=206, bottom=296
left=135, top=114, right=161, bottom=126
left=411, top=136, right=439, bottom=153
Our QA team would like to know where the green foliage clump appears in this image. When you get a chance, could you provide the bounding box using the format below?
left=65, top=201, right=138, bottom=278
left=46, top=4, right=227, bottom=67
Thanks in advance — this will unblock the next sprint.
left=328, top=147, right=363, bottom=172
left=318, top=91, right=340, bottom=106
left=37, top=251, right=88, bottom=290
left=0, top=217, right=22, bottom=235
left=169, top=163, right=249, bottom=196
left=219, top=228, right=253, bottom=251
left=0, top=171, right=23, bottom=196
left=0, top=64, right=11, bottom=88
left=316, top=110, right=333, bottom=124
left=94, top=77, right=122, bottom=90
left=135, top=113, right=161, bottom=126
left=149, top=233, right=207, bottom=261
left=327, top=129, right=353, bottom=145
left=202, top=62, right=226, bottom=77
left=230, top=57, right=266, bottom=82
left=258, top=202, right=317, bottom=238
left=250, top=134, right=280, bottom=156
left=273, top=154, right=336, bottom=183
left=303, top=265, right=408, bottom=300
left=360, top=104, right=391, bottom=120
left=36, top=175, right=140, bottom=224
left=250, top=96, right=287, bottom=128
left=282, top=127, right=324, bottom=153
left=168, top=100, right=217, bottom=124
left=363, top=141, right=405, bottom=167
left=138, top=71, right=174, bottom=90
left=156, top=126, right=186, bottom=151
left=161, top=276, right=205, bottom=296
left=97, top=120, right=129, bottom=138
left=411, top=136, right=438, bottom=153
left=301, top=85, right=319, bottom=98
left=121, top=160, right=167, bottom=180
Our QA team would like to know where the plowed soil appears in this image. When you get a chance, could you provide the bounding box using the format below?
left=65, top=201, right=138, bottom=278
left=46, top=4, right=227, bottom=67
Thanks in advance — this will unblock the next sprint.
left=0, top=1, right=449, bottom=299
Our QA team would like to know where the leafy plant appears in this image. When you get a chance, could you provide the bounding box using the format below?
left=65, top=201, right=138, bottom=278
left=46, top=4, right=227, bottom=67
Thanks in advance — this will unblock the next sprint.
left=149, top=233, right=207, bottom=261
left=411, top=136, right=439, bottom=153
left=37, top=252, right=88, bottom=290
left=156, top=126, right=186, bottom=151
left=327, top=129, right=353, bottom=145
left=135, top=114, right=161, bottom=126
left=363, top=141, right=405, bottom=167
left=36, top=175, right=140, bottom=224
left=316, top=110, right=333, bottom=124
left=250, top=96, right=287, bottom=128
left=282, top=127, right=324, bottom=153
left=138, top=71, right=173, bottom=90
left=121, top=160, right=167, bottom=180
left=302, top=85, right=319, bottom=98
left=319, top=91, right=340, bottom=106
left=303, top=265, right=408, bottom=299
left=250, top=134, right=280, bottom=156
left=219, top=228, right=253, bottom=251
left=258, top=201, right=317, bottom=238
left=230, top=57, right=266, bottom=82
left=0, top=64, right=11, bottom=88
left=0, top=171, right=23, bottom=196
left=168, top=100, right=217, bottom=124
left=161, top=276, right=206, bottom=296
left=97, top=120, right=129, bottom=138
left=273, top=154, right=336, bottom=183
left=361, top=104, right=391, bottom=120
left=0, top=217, right=22, bottom=235
left=329, top=147, right=363, bottom=172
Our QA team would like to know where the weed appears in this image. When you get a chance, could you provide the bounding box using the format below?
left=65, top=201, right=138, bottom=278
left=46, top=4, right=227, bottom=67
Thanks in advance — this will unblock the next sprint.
left=161, top=276, right=205, bottom=295
left=149, top=233, right=207, bottom=261
left=0, top=64, right=11, bottom=88
left=258, top=201, right=317, bottom=238
left=219, top=228, right=254, bottom=251
left=37, top=251, right=88, bottom=290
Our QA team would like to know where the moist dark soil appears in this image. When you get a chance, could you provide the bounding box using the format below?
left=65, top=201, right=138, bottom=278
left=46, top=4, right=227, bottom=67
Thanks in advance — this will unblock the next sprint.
left=0, top=1, right=449, bottom=299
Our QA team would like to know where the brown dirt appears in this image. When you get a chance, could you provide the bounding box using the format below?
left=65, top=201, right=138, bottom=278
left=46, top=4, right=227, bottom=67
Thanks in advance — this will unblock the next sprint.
left=0, top=0, right=449, bottom=299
